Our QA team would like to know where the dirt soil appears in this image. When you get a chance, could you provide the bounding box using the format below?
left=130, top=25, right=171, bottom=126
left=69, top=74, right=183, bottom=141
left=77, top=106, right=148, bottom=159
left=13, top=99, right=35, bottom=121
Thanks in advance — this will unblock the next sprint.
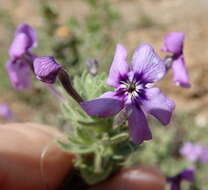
left=0, top=0, right=208, bottom=124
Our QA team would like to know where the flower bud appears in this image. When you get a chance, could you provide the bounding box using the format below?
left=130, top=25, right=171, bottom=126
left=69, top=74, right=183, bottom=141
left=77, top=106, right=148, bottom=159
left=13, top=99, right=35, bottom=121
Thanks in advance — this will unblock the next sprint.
left=34, top=56, right=62, bottom=83
left=84, top=58, right=99, bottom=76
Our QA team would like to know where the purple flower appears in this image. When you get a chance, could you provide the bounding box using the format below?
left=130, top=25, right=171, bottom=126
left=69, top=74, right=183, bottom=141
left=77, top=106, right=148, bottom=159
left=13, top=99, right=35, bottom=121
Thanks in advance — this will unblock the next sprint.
left=6, top=60, right=32, bottom=90
left=6, top=24, right=37, bottom=90
left=34, top=56, right=62, bottom=83
left=167, top=168, right=195, bottom=190
left=0, top=104, right=14, bottom=120
left=6, top=24, right=66, bottom=99
left=180, top=142, right=203, bottom=162
left=81, top=44, right=175, bottom=144
left=161, top=32, right=190, bottom=88
left=9, top=24, right=37, bottom=59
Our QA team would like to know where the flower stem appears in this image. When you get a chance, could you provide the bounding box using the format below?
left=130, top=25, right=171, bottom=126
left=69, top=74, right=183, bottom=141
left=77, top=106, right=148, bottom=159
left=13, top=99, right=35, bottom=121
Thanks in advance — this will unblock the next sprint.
left=164, top=56, right=173, bottom=71
left=58, top=69, right=83, bottom=104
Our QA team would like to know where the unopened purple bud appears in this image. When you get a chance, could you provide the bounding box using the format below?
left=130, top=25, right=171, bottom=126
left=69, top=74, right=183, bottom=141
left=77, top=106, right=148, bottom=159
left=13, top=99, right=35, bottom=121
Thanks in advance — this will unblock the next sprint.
left=0, top=104, right=14, bottom=120
left=6, top=60, right=32, bottom=90
left=34, top=56, right=83, bottom=103
left=84, top=58, right=99, bottom=76
left=34, top=56, right=62, bottom=83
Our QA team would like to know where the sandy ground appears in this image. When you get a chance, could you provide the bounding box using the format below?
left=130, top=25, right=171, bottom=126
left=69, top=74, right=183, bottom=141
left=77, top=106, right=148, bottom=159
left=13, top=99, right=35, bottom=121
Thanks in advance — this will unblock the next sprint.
left=0, top=0, right=208, bottom=124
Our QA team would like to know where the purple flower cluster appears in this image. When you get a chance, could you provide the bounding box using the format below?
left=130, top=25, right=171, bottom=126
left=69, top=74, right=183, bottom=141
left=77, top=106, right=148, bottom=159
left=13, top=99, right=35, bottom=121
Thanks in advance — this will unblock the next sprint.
left=6, top=24, right=37, bottom=90
left=81, top=44, right=175, bottom=144
left=180, top=142, right=208, bottom=163
left=161, top=32, right=190, bottom=88
left=167, top=168, right=195, bottom=190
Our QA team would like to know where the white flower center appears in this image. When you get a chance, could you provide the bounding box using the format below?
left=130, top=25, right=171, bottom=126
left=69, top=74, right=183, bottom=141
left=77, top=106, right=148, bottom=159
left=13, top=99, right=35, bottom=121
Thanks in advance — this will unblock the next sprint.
left=120, top=80, right=143, bottom=98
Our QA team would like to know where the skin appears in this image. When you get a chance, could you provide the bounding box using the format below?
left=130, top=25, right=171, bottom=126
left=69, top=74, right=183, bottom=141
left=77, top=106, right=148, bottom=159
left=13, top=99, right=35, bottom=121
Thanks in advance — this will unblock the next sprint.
left=91, top=165, right=166, bottom=190
left=0, top=123, right=165, bottom=190
left=0, top=123, right=74, bottom=190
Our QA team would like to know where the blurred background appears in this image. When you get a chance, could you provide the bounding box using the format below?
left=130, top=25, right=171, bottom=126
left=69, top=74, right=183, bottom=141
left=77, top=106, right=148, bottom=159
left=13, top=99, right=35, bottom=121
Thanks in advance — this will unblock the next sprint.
left=0, top=0, right=208, bottom=189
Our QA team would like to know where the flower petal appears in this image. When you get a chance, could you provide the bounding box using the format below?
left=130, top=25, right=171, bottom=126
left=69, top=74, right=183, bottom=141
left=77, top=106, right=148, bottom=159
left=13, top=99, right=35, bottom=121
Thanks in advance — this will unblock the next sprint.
left=172, top=56, right=190, bottom=88
left=180, top=168, right=195, bottom=183
left=167, top=177, right=180, bottom=190
left=141, top=88, right=175, bottom=125
left=9, top=33, right=30, bottom=58
left=6, top=60, right=32, bottom=90
left=169, top=183, right=180, bottom=190
left=107, top=44, right=130, bottom=88
left=81, top=91, right=124, bottom=117
left=180, top=142, right=203, bottom=162
left=9, top=24, right=37, bottom=58
left=161, top=32, right=184, bottom=55
left=126, top=103, right=152, bottom=144
left=15, top=24, right=37, bottom=48
left=132, top=43, right=165, bottom=83
left=34, top=56, right=62, bottom=83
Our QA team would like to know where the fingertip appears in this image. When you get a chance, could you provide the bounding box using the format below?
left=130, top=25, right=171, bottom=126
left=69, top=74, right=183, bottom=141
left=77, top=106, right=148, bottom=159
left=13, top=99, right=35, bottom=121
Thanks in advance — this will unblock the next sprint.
left=88, top=165, right=165, bottom=190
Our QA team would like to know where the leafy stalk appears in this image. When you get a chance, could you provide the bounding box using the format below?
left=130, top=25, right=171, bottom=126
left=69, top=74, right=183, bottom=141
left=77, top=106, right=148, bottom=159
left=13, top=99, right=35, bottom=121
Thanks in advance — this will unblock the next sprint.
left=58, top=72, right=138, bottom=185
